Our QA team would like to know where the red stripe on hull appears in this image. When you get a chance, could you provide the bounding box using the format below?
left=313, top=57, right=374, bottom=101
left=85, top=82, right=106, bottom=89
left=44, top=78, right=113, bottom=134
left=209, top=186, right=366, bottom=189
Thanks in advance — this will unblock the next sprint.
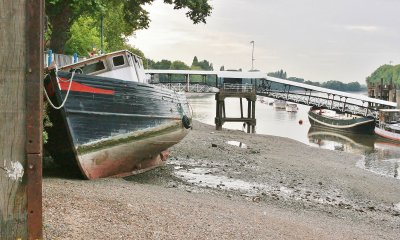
left=59, top=77, right=115, bottom=95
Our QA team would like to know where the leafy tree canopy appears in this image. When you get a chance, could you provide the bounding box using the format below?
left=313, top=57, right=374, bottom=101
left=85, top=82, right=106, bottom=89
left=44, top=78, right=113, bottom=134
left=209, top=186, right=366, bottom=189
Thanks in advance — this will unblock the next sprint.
left=45, top=0, right=212, bottom=54
left=366, top=64, right=400, bottom=85
left=268, top=69, right=365, bottom=92
left=171, top=60, right=190, bottom=70
left=149, top=57, right=214, bottom=71
left=191, top=56, right=213, bottom=70
left=267, top=69, right=287, bottom=79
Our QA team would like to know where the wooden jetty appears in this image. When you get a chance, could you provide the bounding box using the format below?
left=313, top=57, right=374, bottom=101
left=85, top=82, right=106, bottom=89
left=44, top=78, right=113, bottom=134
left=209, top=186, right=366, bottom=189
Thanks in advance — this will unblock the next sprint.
left=215, top=84, right=256, bottom=133
left=0, top=0, right=44, bottom=239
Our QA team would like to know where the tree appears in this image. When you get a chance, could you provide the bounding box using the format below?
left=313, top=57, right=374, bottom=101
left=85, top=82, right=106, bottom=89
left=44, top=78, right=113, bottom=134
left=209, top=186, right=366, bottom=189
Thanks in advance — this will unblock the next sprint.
left=267, top=69, right=287, bottom=79
left=287, top=77, right=304, bottom=83
left=191, top=57, right=213, bottom=70
left=45, top=0, right=212, bottom=54
left=366, top=64, right=400, bottom=85
left=64, top=16, right=103, bottom=56
left=346, top=82, right=362, bottom=92
left=192, top=56, right=199, bottom=66
left=171, top=60, right=190, bottom=70
left=151, top=59, right=172, bottom=69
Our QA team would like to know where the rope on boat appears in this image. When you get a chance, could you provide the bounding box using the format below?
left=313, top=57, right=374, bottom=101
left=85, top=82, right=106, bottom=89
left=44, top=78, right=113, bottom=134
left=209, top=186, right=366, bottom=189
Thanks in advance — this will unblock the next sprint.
left=43, top=68, right=76, bottom=110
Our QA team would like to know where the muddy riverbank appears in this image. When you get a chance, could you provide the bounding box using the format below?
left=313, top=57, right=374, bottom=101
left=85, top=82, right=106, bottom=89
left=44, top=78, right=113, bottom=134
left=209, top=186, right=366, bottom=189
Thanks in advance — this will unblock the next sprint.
left=43, top=121, right=400, bottom=239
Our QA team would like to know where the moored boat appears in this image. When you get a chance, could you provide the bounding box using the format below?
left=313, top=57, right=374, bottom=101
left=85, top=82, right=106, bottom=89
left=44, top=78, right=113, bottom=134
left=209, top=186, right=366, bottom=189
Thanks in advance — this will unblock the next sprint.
left=374, top=109, right=400, bottom=142
left=44, top=50, right=192, bottom=179
left=308, top=107, right=375, bottom=134
left=273, top=100, right=286, bottom=109
left=285, top=103, right=298, bottom=112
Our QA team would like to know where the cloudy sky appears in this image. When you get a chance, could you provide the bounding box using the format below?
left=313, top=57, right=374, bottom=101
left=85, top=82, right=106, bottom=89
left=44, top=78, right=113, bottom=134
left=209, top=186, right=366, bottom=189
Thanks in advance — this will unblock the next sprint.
left=129, top=0, right=400, bottom=83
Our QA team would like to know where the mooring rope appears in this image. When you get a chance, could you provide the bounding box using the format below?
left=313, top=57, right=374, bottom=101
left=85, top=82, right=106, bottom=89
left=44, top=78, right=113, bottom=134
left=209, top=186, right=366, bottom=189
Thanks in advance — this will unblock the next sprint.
left=43, top=69, right=76, bottom=110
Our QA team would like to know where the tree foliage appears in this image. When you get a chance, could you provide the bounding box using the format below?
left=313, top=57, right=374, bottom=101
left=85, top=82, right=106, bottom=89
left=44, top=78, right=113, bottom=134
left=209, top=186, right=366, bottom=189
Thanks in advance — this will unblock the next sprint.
left=366, top=64, right=400, bottom=85
left=45, top=0, right=212, bottom=54
left=267, top=69, right=287, bottom=79
left=268, top=69, right=366, bottom=92
left=64, top=16, right=103, bottom=56
left=191, top=56, right=213, bottom=70
left=171, top=60, right=190, bottom=70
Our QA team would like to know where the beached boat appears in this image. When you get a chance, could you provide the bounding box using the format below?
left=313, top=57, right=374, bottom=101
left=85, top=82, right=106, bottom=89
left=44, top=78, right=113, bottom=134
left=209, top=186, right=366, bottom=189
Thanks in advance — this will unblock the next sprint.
left=44, top=50, right=192, bottom=179
left=285, top=103, right=298, bottom=112
left=308, top=107, right=375, bottom=134
left=374, top=109, right=400, bottom=142
left=273, top=100, right=286, bottom=109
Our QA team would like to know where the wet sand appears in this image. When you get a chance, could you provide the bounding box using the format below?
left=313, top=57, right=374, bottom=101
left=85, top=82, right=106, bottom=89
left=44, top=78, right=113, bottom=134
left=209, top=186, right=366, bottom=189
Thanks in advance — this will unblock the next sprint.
left=43, top=121, right=400, bottom=239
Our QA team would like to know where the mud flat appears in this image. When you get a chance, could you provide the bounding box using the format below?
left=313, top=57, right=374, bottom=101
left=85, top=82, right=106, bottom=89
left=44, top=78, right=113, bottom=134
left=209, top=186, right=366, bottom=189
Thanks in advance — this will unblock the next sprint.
left=43, top=121, right=400, bottom=239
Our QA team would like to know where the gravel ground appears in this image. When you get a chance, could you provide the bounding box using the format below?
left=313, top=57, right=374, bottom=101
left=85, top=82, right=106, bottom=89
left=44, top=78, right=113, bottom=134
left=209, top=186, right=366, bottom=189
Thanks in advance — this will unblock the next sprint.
left=43, top=121, right=400, bottom=239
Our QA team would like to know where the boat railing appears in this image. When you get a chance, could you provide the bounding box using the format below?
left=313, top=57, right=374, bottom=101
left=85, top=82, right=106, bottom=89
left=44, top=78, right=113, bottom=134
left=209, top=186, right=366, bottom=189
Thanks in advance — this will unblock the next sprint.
left=44, top=51, right=86, bottom=67
left=221, top=83, right=255, bottom=93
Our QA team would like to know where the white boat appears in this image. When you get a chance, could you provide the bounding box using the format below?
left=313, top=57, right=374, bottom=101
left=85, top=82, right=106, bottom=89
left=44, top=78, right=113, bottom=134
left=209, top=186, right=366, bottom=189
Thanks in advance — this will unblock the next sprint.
left=375, top=109, right=400, bottom=141
left=273, top=100, right=286, bottom=109
left=285, top=103, right=298, bottom=112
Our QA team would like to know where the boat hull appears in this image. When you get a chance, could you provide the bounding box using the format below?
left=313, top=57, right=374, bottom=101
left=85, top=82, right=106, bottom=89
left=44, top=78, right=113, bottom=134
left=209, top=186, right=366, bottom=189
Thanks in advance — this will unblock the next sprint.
left=45, top=72, right=191, bottom=179
left=308, top=110, right=375, bottom=134
left=374, top=126, right=400, bottom=142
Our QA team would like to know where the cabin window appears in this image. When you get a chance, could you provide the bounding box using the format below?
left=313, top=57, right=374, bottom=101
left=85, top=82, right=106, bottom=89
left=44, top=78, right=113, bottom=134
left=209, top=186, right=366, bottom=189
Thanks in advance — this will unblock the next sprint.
left=82, top=61, right=105, bottom=74
left=113, top=55, right=125, bottom=67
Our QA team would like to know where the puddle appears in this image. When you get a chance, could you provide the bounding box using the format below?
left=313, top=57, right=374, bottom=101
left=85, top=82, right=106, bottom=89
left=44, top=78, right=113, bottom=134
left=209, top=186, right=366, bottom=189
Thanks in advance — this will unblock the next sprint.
left=226, top=141, right=247, bottom=149
left=356, top=156, right=400, bottom=180
left=175, top=168, right=262, bottom=193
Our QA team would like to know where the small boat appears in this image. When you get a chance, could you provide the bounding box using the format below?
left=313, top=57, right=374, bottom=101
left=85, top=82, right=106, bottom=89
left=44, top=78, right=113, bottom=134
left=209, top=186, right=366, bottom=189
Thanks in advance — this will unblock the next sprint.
left=308, top=107, right=375, bottom=134
left=374, top=109, right=400, bottom=141
left=44, top=50, right=192, bottom=179
left=273, top=100, right=286, bottom=109
left=285, top=103, right=298, bottom=112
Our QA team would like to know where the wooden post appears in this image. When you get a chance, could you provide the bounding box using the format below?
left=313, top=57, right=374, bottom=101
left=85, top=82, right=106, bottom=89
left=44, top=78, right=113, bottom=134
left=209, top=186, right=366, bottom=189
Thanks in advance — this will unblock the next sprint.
left=0, top=0, right=43, bottom=239
left=240, top=98, right=243, bottom=118
left=251, top=100, right=256, bottom=133
left=186, top=74, right=190, bottom=92
left=247, top=99, right=251, bottom=133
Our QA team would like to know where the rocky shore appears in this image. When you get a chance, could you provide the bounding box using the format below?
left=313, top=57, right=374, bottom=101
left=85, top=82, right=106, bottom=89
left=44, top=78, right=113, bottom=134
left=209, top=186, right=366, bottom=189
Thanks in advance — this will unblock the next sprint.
left=43, top=121, right=400, bottom=239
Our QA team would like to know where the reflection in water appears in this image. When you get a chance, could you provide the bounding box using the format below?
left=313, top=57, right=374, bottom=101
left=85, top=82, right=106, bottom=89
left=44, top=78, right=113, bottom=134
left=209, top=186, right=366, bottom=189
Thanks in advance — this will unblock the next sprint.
left=307, top=126, right=375, bottom=154
left=308, top=126, right=400, bottom=179
left=188, top=93, right=400, bottom=180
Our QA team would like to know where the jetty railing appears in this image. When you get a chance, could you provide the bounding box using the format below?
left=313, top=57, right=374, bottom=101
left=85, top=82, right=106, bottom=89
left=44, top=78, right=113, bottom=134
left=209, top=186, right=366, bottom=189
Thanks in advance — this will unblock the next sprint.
left=152, top=83, right=218, bottom=93
left=221, top=83, right=255, bottom=93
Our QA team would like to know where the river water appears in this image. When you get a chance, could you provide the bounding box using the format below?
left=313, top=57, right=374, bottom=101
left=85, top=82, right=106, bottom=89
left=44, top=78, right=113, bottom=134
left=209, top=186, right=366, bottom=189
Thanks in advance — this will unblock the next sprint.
left=187, top=93, right=400, bottom=180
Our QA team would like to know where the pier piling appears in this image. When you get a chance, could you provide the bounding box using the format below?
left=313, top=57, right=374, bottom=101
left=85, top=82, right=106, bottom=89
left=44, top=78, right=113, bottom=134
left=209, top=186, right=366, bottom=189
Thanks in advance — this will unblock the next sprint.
left=215, top=84, right=256, bottom=133
left=0, top=0, right=44, bottom=239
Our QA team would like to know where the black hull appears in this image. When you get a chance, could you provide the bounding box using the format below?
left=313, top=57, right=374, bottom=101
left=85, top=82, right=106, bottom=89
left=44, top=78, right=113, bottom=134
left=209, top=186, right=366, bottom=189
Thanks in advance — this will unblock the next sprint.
left=45, top=71, right=191, bottom=179
left=308, top=110, right=375, bottom=134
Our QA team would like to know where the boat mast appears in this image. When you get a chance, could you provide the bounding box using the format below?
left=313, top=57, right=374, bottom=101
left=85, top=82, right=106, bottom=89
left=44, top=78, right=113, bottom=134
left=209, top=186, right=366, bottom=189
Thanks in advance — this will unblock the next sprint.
left=250, top=41, right=255, bottom=71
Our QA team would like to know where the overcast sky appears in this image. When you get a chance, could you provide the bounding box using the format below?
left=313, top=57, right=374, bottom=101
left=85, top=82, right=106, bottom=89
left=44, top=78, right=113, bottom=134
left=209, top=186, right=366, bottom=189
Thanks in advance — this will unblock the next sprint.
left=129, top=0, right=400, bottom=83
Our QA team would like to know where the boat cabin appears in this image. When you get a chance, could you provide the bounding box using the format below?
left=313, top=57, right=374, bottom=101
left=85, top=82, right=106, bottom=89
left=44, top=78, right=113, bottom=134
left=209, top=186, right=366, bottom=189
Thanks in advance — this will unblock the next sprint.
left=60, top=50, right=147, bottom=83
left=378, top=109, right=400, bottom=124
